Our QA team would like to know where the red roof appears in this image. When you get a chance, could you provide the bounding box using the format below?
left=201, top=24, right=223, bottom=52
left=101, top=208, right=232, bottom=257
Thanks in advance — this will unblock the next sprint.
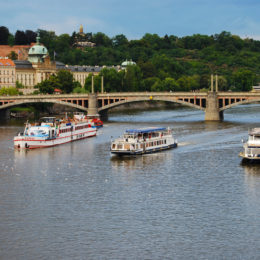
left=0, top=44, right=33, bottom=60
left=0, top=58, right=15, bottom=66
left=54, top=88, right=62, bottom=92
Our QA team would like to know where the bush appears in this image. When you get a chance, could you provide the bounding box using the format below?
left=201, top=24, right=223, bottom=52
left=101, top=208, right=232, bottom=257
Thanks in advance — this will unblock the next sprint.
left=0, top=87, right=20, bottom=96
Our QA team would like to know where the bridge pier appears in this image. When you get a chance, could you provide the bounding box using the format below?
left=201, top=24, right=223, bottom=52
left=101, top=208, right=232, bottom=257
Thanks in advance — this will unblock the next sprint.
left=87, top=93, right=100, bottom=119
left=205, top=92, right=222, bottom=121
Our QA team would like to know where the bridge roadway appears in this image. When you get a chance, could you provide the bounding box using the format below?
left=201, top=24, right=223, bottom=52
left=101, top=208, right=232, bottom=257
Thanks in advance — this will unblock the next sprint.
left=0, top=91, right=260, bottom=120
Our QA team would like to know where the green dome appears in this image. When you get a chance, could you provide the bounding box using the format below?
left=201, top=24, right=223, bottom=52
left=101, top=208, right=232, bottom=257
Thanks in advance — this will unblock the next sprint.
left=28, top=35, right=49, bottom=63
left=121, top=59, right=136, bottom=67
left=28, top=45, right=48, bottom=55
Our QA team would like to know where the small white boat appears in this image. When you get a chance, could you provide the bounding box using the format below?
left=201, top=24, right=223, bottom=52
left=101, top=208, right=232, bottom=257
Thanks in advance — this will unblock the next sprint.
left=111, top=127, right=177, bottom=156
left=240, top=128, right=260, bottom=162
left=14, top=113, right=97, bottom=149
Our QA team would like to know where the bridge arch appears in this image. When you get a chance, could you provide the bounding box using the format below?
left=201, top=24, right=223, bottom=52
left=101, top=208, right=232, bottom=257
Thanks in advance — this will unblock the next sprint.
left=220, top=98, right=260, bottom=111
left=0, top=99, right=88, bottom=112
left=98, top=97, right=205, bottom=113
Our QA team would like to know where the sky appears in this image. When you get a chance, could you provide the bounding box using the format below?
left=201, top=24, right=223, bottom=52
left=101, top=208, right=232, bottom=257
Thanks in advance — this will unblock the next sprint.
left=1, top=0, right=260, bottom=40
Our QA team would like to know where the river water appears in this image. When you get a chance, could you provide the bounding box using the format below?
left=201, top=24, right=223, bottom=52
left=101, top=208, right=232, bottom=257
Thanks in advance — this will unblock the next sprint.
left=0, top=105, right=260, bottom=259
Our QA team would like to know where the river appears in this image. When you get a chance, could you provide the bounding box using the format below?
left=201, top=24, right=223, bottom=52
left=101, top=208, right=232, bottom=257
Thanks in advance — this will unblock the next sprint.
left=0, top=105, right=260, bottom=259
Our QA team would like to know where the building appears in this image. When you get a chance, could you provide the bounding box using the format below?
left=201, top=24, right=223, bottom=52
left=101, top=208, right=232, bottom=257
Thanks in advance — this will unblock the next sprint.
left=10, top=35, right=59, bottom=93
left=0, top=57, right=16, bottom=88
left=121, top=59, right=136, bottom=69
left=0, top=44, right=33, bottom=60
left=0, top=32, right=122, bottom=93
left=74, top=25, right=96, bottom=48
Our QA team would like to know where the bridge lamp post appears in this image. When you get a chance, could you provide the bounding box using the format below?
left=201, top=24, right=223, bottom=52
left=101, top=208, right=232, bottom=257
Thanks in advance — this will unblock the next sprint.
left=91, top=75, right=94, bottom=94
left=101, top=75, right=104, bottom=94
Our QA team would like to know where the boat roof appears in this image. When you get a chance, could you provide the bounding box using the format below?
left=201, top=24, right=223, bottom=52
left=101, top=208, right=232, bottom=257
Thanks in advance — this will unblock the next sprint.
left=125, top=127, right=166, bottom=134
left=249, top=128, right=260, bottom=136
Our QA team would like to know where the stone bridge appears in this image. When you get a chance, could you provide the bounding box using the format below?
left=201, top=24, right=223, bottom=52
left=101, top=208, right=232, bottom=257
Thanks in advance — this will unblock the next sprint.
left=0, top=91, right=260, bottom=121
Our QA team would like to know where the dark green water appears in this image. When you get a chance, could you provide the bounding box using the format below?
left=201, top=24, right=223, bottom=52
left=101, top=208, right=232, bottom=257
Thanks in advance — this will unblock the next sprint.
left=0, top=105, right=260, bottom=259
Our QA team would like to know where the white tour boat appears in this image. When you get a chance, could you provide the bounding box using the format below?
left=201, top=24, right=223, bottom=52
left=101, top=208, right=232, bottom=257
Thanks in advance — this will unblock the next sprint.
left=14, top=113, right=97, bottom=149
left=240, top=128, right=260, bottom=162
left=111, top=127, right=177, bottom=156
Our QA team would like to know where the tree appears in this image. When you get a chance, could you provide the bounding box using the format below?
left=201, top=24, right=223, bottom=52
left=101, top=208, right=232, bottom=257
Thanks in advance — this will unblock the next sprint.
left=177, top=76, right=192, bottom=91
left=162, top=78, right=180, bottom=91
left=123, top=65, right=143, bottom=92
left=25, top=30, right=37, bottom=44
left=73, top=81, right=87, bottom=93
left=8, top=34, right=15, bottom=46
left=8, top=51, right=18, bottom=60
left=150, top=78, right=163, bottom=92
left=0, top=87, right=20, bottom=96
left=216, top=76, right=228, bottom=91
left=142, top=33, right=162, bottom=50
left=38, top=29, right=57, bottom=51
left=143, top=77, right=160, bottom=91
left=92, top=32, right=112, bottom=47
left=56, top=70, right=74, bottom=93
left=16, top=81, right=25, bottom=89
left=15, top=30, right=27, bottom=45
left=35, top=80, right=55, bottom=94
left=232, top=69, right=255, bottom=91
left=55, top=34, right=71, bottom=53
left=0, top=26, right=9, bottom=44
left=86, top=68, right=123, bottom=92
left=139, top=61, right=156, bottom=78
left=112, top=34, right=128, bottom=47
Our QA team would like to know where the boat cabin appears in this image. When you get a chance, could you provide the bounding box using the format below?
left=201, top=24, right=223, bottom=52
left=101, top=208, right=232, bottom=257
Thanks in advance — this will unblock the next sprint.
left=40, top=117, right=57, bottom=126
left=248, top=128, right=260, bottom=144
left=111, top=127, right=176, bottom=155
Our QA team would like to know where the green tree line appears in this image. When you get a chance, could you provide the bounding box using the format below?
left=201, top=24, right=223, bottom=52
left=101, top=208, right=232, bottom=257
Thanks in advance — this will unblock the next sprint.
left=1, top=26, right=260, bottom=92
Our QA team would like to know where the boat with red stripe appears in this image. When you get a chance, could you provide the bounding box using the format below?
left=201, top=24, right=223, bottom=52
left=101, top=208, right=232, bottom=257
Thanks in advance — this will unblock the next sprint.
left=14, top=113, right=97, bottom=149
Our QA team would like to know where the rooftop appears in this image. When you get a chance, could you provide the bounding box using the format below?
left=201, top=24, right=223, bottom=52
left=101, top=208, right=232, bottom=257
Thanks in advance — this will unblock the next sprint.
left=0, top=58, right=15, bottom=66
left=13, top=60, right=33, bottom=69
left=126, top=127, right=167, bottom=134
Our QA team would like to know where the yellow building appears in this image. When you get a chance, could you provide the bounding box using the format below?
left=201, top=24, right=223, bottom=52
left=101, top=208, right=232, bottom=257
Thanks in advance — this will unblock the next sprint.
left=1, top=33, right=120, bottom=93
left=0, top=57, right=16, bottom=88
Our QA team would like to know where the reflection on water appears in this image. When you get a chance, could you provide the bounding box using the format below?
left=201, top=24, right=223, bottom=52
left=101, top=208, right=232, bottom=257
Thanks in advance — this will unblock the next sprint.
left=242, top=163, right=260, bottom=176
left=111, top=151, right=172, bottom=170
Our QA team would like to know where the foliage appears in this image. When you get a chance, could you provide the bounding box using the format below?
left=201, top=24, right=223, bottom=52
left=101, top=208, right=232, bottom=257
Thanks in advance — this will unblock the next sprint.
left=0, top=26, right=9, bottom=44
left=8, top=51, right=18, bottom=60
left=0, top=87, right=20, bottom=96
left=35, top=70, right=78, bottom=94
left=35, top=80, right=55, bottom=94
left=72, top=86, right=88, bottom=93
left=10, top=106, right=36, bottom=113
left=232, top=69, right=255, bottom=91
left=1, top=26, right=260, bottom=92
left=16, top=81, right=25, bottom=89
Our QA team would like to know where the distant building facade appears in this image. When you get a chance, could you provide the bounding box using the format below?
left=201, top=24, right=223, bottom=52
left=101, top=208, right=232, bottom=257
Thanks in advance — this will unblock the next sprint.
left=0, top=57, right=16, bottom=88
left=73, top=25, right=96, bottom=48
left=0, top=30, right=126, bottom=93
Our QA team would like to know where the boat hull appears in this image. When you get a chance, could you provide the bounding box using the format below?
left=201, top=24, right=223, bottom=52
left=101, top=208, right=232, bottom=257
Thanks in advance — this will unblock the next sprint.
left=111, top=143, right=177, bottom=156
left=239, top=152, right=260, bottom=163
left=14, top=129, right=96, bottom=149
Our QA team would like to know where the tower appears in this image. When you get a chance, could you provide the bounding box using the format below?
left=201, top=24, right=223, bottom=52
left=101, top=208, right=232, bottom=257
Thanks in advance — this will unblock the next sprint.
left=79, top=25, right=84, bottom=35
